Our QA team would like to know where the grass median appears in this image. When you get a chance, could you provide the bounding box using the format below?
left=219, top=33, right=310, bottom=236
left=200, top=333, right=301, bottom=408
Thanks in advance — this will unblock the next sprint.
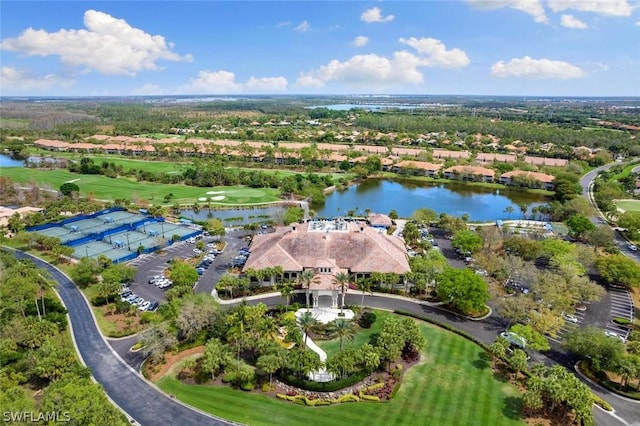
left=157, top=319, right=524, bottom=426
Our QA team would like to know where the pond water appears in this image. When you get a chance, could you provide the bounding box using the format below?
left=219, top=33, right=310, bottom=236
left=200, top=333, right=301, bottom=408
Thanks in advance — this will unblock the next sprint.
left=309, top=103, right=426, bottom=111
left=0, top=154, right=25, bottom=167
left=179, top=205, right=285, bottom=226
left=182, top=179, right=549, bottom=224
left=314, top=179, right=549, bottom=222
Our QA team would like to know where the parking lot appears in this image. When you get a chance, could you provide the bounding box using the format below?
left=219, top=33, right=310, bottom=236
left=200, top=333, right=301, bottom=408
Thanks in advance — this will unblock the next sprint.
left=124, top=227, right=258, bottom=308
left=605, top=286, right=634, bottom=341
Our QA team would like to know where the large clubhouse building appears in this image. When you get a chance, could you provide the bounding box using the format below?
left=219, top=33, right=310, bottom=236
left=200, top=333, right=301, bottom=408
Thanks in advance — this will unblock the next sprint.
left=242, top=220, right=410, bottom=308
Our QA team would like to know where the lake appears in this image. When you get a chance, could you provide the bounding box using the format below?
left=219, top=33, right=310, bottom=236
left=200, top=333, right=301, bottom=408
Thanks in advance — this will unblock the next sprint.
left=0, top=154, right=25, bottom=167
left=314, top=179, right=549, bottom=222
left=180, top=205, right=285, bottom=226
left=181, top=179, right=549, bottom=224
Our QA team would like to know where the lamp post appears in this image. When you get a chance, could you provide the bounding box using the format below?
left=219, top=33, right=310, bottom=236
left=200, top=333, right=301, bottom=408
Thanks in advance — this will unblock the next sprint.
left=85, top=245, right=89, bottom=258
left=160, top=222, right=165, bottom=238
left=126, top=233, right=131, bottom=250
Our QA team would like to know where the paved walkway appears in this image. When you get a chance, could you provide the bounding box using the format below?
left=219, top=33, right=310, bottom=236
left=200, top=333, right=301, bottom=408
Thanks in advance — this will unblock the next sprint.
left=302, top=333, right=333, bottom=382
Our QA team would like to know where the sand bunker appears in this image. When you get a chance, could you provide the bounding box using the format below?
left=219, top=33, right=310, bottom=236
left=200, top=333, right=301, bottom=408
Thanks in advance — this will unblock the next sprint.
left=198, top=197, right=208, bottom=201
left=211, top=195, right=225, bottom=201
left=206, top=191, right=225, bottom=195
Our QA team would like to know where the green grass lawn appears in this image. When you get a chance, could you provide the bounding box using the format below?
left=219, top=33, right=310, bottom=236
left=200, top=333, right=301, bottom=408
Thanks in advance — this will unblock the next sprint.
left=157, top=319, right=524, bottom=426
left=0, top=167, right=280, bottom=205
left=615, top=199, right=640, bottom=213
left=316, top=310, right=393, bottom=358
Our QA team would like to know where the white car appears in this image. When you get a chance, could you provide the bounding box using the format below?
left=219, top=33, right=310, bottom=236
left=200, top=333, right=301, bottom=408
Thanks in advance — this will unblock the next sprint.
left=138, top=301, right=151, bottom=311
left=193, top=248, right=202, bottom=254
left=605, top=331, right=625, bottom=342
left=627, top=244, right=638, bottom=251
left=561, top=312, right=578, bottom=324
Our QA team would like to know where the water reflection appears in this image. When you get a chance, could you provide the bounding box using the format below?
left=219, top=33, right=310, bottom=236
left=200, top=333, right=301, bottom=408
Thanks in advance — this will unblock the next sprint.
left=316, top=179, right=549, bottom=222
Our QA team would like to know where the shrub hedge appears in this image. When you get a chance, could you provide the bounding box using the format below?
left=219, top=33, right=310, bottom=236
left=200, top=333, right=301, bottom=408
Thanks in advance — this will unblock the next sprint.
left=280, top=370, right=369, bottom=392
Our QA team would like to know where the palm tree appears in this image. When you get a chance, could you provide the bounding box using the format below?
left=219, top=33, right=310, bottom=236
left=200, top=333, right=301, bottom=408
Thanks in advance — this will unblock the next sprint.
left=356, top=278, right=372, bottom=309
left=297, top=311, right=318, bottom=349
left=279, top=282, right=295, bottom=306
left=334, top=272, right=350, bottom=314
left=509, top=349, right=528, bottom=382
left=504, top=206, right=514, bottom=220
left=298, top=269, right=315, bottom=311
left=329, top=318, right=356, bottom=351
left=489, top=337, right=509, bottom=369
left=518, top=202, right=529, bottom=220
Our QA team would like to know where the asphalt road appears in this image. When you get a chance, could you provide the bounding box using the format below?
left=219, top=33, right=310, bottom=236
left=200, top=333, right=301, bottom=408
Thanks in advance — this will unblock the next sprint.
left=580, top=161, right=640, bottom=263
left=12, top=250, right=233, bottom=426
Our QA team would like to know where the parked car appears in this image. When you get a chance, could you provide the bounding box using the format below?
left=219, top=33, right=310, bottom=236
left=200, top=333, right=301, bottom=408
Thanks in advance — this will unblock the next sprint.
left=138, top=301, right=151, bottom=311
left=196, top=267, right=206, bottom=275
left=500, top=331, right=526, bottom=349
left=561, top=312, right=578, bottom=324
left=131, top=297, right=144, bottom=306
left=628, top=244, right=638, bottom=251
left=147, top=301, right=159, bottom=312
left=605, top=331, right=625, bottom=342
left=193, top=248, right=202, bottom=255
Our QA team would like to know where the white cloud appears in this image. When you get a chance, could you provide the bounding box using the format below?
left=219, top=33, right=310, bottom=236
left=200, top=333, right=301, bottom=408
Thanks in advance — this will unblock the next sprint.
left=296, top=52, right=424, bottom=88
left=180, top=70, right=287, bottom=94
left=352, top=36, right=369, bottom=47
left=548, top=0, right=634, bottom=17
left=276, top=21, right=291, bottom=28
left=466, top=0, right=547, bottom=23
left=636, top=20, right=640, bottom=26
left=0, top=10, right=191, bottom=76
left=560, top=14, right=588, bottom=28
left=399, top=37, right=470, bottom=68
left=297, top=36, right=469, bottom=89
left=0, top=66, right=74, bottom=94
left=361, top=7, right=395, bottom=23
left=295, top=21, right=310, bottom=32
left=491, top=56, right=585, bottom=79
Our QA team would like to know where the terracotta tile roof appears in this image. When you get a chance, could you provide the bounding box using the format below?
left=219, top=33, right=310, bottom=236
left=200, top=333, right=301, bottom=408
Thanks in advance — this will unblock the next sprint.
left=34, top=139, right=68, bottom=148
left=396, top=160, right=442, bottom=171
left=444, top=165, right=495, bottom=176
left=244, top=222, right=409, bottom=274
left=380, top=157, right=395, bottom=165
left=476, top=153, right=517, bottom=163
left=500, top=170, right=555, bottom=183
left=432, top=149, right=470, bottom=159
left=354, top=145, right=388, bottom=154
left=368, top=213, right=392, bottom=227
left=523, top=156, right=568, bottom=166
left=391, top=147, right=423, bottom=156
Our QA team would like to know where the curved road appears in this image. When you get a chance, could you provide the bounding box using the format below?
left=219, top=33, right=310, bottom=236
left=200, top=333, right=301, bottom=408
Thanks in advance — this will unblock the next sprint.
left=12, top=250, right=233, bottom=426
left=580, top=161, right=640, bottom=262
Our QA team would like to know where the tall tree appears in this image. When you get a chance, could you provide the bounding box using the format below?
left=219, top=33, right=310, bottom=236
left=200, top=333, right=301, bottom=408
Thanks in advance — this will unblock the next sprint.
left=298, top=269, right=315, bottom=311
left=328, top=318, right=357, bottom=352
left=201, top=338, right=232, bottom=381
left=334, top=271, right=350, bottom=314
left=297, top=311, right=318, bottom=349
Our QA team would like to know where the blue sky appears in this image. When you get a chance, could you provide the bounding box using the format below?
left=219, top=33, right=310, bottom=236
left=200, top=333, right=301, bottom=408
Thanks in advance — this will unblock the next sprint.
left=1, top=1, right=639, bottom=96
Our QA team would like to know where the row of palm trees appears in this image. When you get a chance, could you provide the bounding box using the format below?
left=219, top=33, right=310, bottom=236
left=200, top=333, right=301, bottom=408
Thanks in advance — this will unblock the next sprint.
left=503, top=204, right=551, bottom=221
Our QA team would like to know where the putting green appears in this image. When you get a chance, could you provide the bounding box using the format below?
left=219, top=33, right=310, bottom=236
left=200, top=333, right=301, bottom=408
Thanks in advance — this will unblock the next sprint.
left=614, top=199, right=640, bottom=213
